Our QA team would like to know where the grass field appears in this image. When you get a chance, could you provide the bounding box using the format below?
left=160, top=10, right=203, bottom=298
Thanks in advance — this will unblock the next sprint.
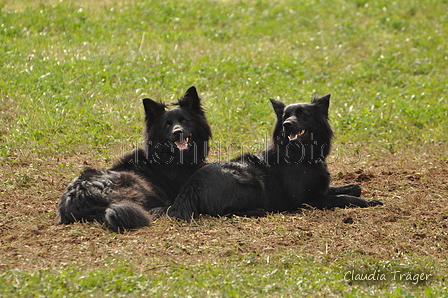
left=1, top=0, right=447, bottom=296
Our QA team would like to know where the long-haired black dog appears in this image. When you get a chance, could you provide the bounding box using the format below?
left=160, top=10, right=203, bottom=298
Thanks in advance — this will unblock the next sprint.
left=58, top=87, right=212, bottom=232
left=153, top=94, right=382, bottom=220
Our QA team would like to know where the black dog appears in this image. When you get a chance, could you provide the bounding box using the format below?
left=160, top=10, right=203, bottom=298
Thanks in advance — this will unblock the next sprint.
left=58, top=87, right=212, bottom=232
left=154, top=94, right=382, bottom=220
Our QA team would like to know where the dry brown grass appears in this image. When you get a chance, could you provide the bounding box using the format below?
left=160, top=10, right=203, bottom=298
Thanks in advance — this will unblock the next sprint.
left=1, top=145, right=447, bottom=275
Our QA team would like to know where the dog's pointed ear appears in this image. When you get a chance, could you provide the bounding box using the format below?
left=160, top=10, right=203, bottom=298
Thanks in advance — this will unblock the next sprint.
left=178, top=86, right=203, bottom=114
left=270, top=98, right=286, bottom=119
left=142, top=98, right=166, bottom=123
left=312, top=94, right=330, bottom=118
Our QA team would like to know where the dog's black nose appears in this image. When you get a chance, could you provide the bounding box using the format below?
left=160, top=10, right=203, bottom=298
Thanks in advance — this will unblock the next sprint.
left=172, top=125, right=184, bottom=136
left=283, top=121, right=293, bottom=128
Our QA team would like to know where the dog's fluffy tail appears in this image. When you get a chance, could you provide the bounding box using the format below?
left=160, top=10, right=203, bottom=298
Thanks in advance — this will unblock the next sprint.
left=58, top=168, right=152, bottom=232
left=104, top=202, right=150, bottom=232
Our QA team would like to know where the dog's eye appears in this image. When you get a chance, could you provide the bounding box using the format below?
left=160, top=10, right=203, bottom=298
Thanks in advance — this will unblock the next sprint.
left=165, top=121, right=172, bottom=128
left=180, top=118, right=188, bottom=124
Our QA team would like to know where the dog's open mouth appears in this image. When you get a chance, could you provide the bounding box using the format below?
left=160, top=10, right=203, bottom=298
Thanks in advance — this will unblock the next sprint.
left=174, top=136, right=190, bottom=150
left=288, top=130, right=306, bottom=141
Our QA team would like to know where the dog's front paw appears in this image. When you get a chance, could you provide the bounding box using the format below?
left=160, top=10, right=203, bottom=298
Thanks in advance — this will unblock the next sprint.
left=348, top=184, right=362, bottom=197
left=366, top=199, right=383, bottom=206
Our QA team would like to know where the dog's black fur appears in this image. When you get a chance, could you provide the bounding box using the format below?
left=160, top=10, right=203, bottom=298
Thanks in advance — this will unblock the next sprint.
left=58, top=87, right=212, bottom=232
left=153, top=94, right=382, bottom=220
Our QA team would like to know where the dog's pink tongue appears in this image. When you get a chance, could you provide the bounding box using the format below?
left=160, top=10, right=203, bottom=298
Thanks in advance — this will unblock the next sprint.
left=175, top=140, right=188, bottom=150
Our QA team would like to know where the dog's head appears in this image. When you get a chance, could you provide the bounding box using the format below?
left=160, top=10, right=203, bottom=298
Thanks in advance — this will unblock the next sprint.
left=143, top=86, right=212, bottom=164
left=270, top=94, right=333, bottom=160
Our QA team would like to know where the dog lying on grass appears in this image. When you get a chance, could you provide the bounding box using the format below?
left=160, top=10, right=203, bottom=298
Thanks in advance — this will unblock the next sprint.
left=151, top=94, right=383, bottom=220
left=58, top=87, right=212, bottom=232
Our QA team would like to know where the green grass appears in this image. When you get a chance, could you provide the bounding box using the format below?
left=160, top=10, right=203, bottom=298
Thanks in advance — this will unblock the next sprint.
left=1, top=0, right=446, bottom=162
left=1, top=0, right=447, bottom=296
left=0, top=255, right=442, bottom=297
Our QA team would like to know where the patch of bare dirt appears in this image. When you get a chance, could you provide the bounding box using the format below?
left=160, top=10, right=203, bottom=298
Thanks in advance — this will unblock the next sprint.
left=0, top=146, right=447, bottom=272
